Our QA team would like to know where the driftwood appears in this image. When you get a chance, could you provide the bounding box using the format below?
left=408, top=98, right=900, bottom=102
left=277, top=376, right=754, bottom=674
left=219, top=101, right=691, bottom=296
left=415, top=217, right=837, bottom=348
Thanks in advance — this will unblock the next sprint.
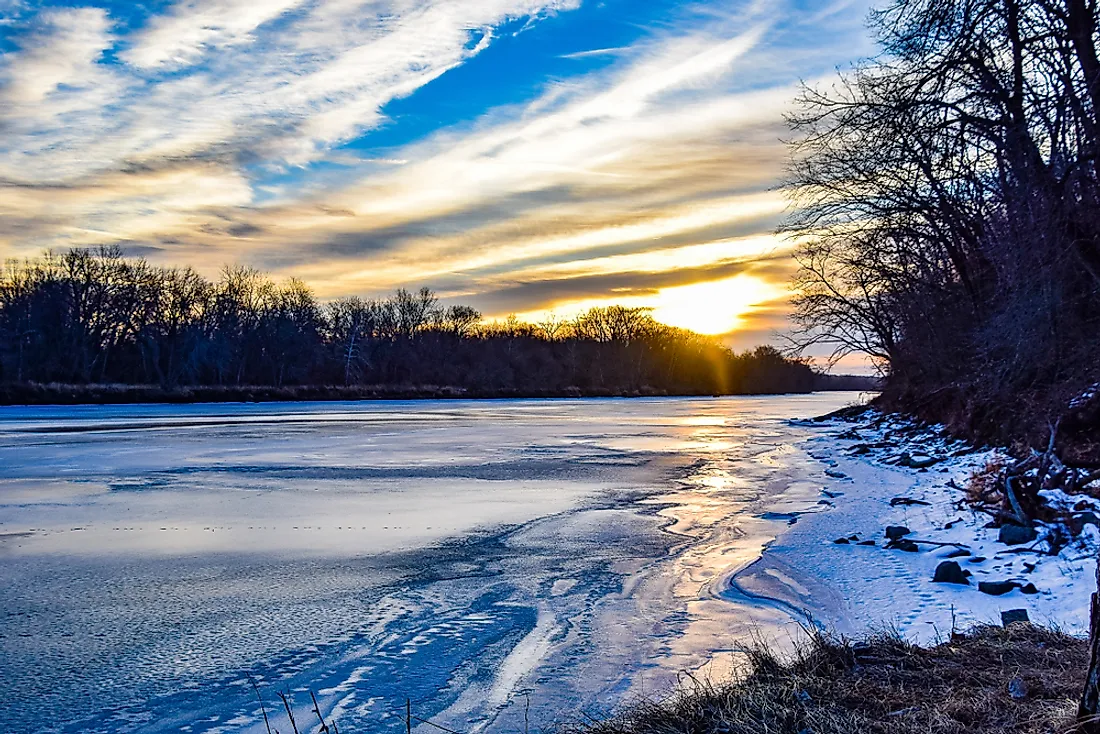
left=974, top=419, right=1098, bottom=530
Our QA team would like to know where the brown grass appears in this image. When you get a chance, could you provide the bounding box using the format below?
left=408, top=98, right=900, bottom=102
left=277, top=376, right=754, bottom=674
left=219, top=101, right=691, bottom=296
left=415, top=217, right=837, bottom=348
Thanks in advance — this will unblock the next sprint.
left=966, top=455, right=1009, bottom=505
left=570, top=625, right=1089, bottom=734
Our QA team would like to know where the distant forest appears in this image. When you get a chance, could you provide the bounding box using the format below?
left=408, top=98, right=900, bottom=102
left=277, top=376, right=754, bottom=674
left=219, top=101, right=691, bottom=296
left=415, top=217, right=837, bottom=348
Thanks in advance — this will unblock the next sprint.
left=787, top=0, right=1100, bottom=453
left=0, top=248, right=864, bottom=402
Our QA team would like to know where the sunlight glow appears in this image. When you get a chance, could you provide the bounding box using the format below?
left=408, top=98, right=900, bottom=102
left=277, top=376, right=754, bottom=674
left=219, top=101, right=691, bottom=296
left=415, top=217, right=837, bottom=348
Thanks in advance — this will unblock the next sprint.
left=508, top=273, right=783, bottom=337
left=651, top=274, right=782, bottom=335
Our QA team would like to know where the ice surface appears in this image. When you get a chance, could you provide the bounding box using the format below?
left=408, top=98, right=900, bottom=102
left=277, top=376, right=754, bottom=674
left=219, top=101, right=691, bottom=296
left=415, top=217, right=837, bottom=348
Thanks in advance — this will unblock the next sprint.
left=0, top=394, right=879, bottom=733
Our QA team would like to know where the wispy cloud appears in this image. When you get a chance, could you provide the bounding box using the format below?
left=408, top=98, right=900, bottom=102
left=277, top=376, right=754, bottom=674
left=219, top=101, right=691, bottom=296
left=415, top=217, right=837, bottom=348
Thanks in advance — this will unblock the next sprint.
left=558, top=46, right=631, bottom=60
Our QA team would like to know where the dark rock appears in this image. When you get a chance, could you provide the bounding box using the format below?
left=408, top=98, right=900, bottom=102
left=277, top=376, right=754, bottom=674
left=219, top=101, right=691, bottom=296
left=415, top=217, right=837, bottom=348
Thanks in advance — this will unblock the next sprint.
left=825, top=469, right=847, bottom=479
left=999, top=524, right=1038, bottom=546
left=833, top=537, right=850, bottom=544
left=858, top=540, right=876, bottom=546
left=890, top=497, right=932, bottom=507
left=1002, top=609, right=1030, bottom=626
left=932, top=561, right=969, bottom=585
left=969, top=556, right=987, bottom=563
left=978, top=581, right=1017, bottom=596
left=944, top=548, right=971, bottom=558
left=848, top=534, right=860, bottom=541
left=1070, top=512, right=1100, bottom=534
left=888, top=539, right=920, bottom=552
left=885, top=526, right=911, bottom=540
left=963, top=569, right=973, bottom=577
left=822, top=490, right=843, bottom=498
left=1019, top=583, right=1039, bottom=595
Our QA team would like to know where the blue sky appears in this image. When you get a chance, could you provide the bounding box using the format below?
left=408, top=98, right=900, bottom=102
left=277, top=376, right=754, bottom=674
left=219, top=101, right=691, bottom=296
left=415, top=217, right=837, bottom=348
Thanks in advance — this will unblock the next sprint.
left=0, top=0, right=875, bottom=352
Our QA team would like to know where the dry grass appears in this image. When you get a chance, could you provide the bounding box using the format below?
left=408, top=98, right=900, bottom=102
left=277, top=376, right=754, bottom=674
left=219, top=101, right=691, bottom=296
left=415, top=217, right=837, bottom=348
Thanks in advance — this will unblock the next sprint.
left=571, top=625, right=1089, bottom=734
left=966, top=455, right=1009, bottom=505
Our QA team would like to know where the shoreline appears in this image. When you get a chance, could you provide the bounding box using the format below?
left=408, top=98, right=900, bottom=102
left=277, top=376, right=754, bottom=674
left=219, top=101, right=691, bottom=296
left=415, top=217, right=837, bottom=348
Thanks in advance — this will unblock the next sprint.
left=0, top=382, right=871, bottom=407
left=727, top=409, right=1097, bottom=646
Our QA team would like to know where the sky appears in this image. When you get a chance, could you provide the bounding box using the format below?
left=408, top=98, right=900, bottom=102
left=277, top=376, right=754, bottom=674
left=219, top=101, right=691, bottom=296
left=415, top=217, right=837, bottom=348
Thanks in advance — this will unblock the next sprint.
left=0, top=0, right=876, bottom=356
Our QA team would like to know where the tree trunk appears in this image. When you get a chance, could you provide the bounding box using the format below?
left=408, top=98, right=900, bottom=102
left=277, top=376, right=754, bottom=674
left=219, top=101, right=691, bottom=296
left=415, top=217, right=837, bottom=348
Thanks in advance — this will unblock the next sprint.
left=1079, top=554, right=1100, bottom=732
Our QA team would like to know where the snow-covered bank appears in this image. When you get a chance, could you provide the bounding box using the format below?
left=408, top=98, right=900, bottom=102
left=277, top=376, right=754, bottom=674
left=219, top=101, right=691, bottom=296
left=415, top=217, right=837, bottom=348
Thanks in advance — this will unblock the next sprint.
left=734, top=410, right=1099, bottom=644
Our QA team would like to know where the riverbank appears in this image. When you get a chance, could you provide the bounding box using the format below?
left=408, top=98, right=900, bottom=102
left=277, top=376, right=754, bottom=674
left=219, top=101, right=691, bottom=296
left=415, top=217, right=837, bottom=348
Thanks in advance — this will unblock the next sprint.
left=0, top=381, right=878, bottom=406
left=577, top=623, right=1089, bottom=734
left=577, top=407, right=1099, bottom=733
left=730, top=408, right=1098, bottom=643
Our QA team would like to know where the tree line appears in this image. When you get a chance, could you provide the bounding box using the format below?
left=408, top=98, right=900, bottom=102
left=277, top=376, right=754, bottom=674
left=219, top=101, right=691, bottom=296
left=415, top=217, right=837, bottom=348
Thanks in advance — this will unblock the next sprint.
left=0, top=247, right=826, bottom=399
left=786, top=0, right=1100, bottom=450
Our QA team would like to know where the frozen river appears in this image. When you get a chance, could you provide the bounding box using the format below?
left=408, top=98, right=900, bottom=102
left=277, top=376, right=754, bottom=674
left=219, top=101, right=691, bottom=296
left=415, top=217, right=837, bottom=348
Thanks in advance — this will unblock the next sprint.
left=0, top=394, right=860, bottom=733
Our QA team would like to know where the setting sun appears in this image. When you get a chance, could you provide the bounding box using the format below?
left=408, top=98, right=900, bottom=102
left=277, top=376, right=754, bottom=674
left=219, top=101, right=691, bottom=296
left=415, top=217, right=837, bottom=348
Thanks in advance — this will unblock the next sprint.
left=508, top=273, right=783, bottom=336
left=651, top=275, right=781, bottom=335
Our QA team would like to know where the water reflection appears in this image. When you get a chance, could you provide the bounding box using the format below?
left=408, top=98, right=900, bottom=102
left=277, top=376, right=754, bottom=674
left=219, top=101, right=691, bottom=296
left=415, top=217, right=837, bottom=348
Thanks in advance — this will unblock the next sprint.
left=0, top=394, right=858, bottom=733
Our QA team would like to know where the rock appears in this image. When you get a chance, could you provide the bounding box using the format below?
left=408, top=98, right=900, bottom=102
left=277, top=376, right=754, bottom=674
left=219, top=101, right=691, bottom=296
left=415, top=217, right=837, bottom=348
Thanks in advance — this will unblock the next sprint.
left=822, top=490, right=843, bottom=498
left=885, top=526, right=911, bottom=540
left=908, top=454, right=939, bottom=469
left=848, top=534, right=860, bottom=541
left=944, top=548, right=971, bottom=558
left=833, top=537, right=850, bottom=544
left=1008, top=677, right=1028, bottom=700
left=858, top=540, right=876, bottom=546
left=1070, top=512, right=1100, bottom=534
left=825, top=469, right=848, bottom=479
left=888, top=539, right=921, bottom=552
left=932, top=561, right=969, bottom=585
left=969, top=556, right=987, bottom=563
left=1019, top=583, right=1039, bottom=595
left=1002, top=609, right=1030, bottom=626
left=978, top=581, right=1017, bottom=596
left=999, top=524, right=1038, bottom=546
left=890, top=497, right=932, bottom=507
left=891, top=452, right=911, bottom=466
